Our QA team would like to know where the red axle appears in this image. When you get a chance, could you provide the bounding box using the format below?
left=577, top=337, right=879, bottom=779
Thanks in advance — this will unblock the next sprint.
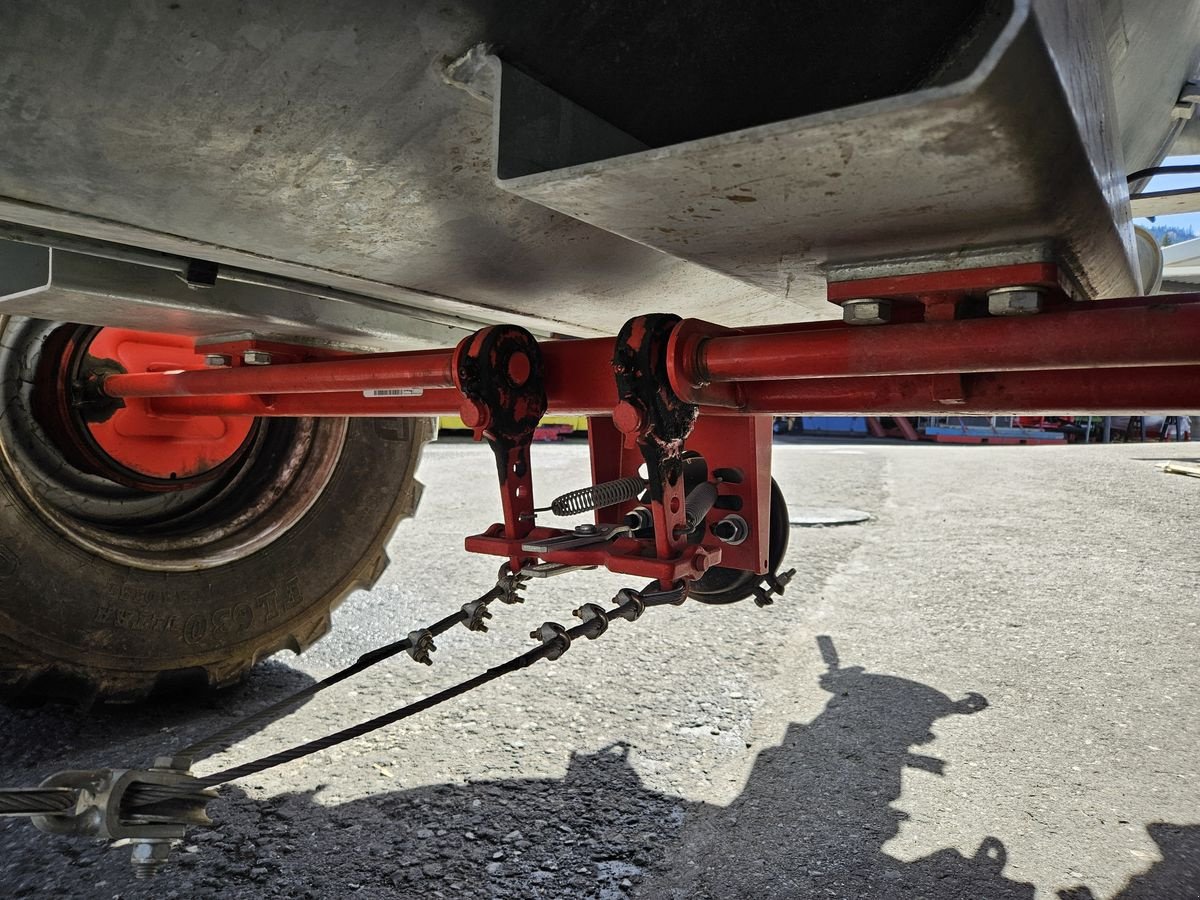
left=103, top=348, right=457, bottom=397
left=104, top=293, right=1200, bottom=418
left=696, top=300, right=1200, bottom=383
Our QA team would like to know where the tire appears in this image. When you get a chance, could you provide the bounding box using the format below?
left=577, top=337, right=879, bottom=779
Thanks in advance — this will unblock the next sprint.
left=0, top=317, right=432, bottom=703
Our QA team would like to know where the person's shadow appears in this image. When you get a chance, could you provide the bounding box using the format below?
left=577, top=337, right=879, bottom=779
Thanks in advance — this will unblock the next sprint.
left=634, top=634, right=1032, bottom=899
left=1058, top=824, right=1200, bottom=900
left=2, top=638, right=1196, bottom=899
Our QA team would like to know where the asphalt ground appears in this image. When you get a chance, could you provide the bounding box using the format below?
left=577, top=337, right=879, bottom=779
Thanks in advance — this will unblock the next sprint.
left=1, top=437, right=1198, bottom=899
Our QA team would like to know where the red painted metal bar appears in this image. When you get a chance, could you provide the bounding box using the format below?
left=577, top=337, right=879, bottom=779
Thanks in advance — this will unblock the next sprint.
left=825, top=262, right=1063, bottom=302
left=540, top=338, right=618, bottom=414
left=147, top=366, right=1199, bottom=418
left=695, top=300, right=1200, bottom=383
left=148, top=389, right=463, bottom=418
left=701, top=366, right=1200, bottom=415
left=103, top=348, right=456, bottom=398
left=141, top=339, right=621, bottom=417
left=105, top=339, right=622, bottom=412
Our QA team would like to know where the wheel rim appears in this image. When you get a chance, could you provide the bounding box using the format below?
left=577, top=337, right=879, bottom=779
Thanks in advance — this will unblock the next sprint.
left=0, top=318, right=347, bottom=572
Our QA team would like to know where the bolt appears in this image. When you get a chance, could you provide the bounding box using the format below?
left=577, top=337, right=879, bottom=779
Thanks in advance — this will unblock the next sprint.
left=242, top=349, right=273, bottom=366
left=507, top=351, right=531, bottom=387
left=987, top=286, right=1044, bottom=316
left=841, top=298, right=893, bottom=325
left=458, top=399, right=491, bottom=430
left=612, top=400, right=644, bottom=435
left=574, top=523, right=599, bottom=535
left=712, top=515, right=749, bottom=545
left=203, top=353, right=231, bottom=368
left=129, top=839, right=171, bottom=879
left=406, top=629, right=436, bottom=665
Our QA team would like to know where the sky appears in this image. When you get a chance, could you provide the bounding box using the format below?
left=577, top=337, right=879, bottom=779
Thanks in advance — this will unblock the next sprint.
left=1133, top=153, right=1200, bottom=235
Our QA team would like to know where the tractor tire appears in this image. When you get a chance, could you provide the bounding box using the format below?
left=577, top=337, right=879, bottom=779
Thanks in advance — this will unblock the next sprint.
left=0, top=316, right=432, bottom=703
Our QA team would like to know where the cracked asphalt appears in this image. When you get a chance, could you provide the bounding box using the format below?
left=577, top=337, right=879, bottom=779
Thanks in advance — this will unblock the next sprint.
left=1, top=437, right=1198, bottom=899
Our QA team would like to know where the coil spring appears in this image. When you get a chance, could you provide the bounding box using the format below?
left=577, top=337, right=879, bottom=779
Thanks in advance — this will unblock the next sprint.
left=547, top=476, right=647, bottom=517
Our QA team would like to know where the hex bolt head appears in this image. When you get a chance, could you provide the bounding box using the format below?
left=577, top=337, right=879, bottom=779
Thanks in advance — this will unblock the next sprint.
left=841, top=298, right=893, bottom=325
left=242, top=349, right=273, bottom=366
left=712, top=514, right=749, bottom=545
left=987, top=286, right=1044, bottom=316
left=203, top=353, right=232, bottom=368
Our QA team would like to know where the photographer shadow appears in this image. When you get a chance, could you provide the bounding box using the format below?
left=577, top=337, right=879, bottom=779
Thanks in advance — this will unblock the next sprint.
left=637, top=634, right=1033, bottom=899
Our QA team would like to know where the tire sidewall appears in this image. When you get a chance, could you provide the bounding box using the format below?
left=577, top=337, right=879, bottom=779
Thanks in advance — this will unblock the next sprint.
left=0, top=417, right=427, bottom=679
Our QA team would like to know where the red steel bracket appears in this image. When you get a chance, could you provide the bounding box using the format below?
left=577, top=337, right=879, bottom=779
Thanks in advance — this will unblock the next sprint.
left=452, top=325, right=546, bottom=562
left=464, top=315, right=728, bottom=584
left=611, top=314, right=698, bottom=560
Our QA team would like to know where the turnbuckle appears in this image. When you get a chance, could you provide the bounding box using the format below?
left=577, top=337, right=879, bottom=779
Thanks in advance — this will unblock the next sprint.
left=9, top=756, right=214, bottom=878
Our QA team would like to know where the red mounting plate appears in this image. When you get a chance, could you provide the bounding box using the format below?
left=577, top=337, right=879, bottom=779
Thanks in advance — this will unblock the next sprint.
left=465, top=525, right=721, bottom=585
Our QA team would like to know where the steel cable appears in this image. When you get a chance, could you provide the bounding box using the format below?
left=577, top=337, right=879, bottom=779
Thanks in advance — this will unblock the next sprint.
left=0, top=788, right=78, bottom=816
left=192, top=645, right=553, bottom=788
left=178, top=581, right=510, bottom=760
left=183, top=594, right=643, bottom=791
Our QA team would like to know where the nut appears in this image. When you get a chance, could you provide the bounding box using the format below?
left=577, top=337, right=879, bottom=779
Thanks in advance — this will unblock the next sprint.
left=203, top=354, right=231, bottom=368
left=841, top=299, right=893, bottom=325
left=712, top=515, right=749, bottom=545
left=242, top=349, right=273, bottom=365
left=986, top=287, right=1044, bottom=316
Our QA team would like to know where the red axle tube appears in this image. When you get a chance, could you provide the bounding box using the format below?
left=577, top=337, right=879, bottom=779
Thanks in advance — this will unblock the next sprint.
left=148, top=389, right=463, bottom=418
left=149, top=366, right=1199, bottom=418
left=103, top=348, right=457, bottom=398
left=717, top=366, right=1200, bottom=415
left=696, top=301, right=1200, bottom=383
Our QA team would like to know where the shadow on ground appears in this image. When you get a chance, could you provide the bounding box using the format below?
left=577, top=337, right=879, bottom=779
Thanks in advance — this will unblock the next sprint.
left=1, top=643, right=1195, bottom=899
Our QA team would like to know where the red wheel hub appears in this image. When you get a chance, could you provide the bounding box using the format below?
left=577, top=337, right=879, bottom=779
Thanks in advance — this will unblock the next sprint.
left=43, top=327, right=256, bottom=490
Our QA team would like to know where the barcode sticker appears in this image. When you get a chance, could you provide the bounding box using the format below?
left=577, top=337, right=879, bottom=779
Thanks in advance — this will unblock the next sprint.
left=363, top=388, right=425, bottom=398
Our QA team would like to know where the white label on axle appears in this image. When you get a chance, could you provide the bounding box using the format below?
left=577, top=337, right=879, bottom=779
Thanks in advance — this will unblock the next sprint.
left=363, top=388, right=424, bottom=398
